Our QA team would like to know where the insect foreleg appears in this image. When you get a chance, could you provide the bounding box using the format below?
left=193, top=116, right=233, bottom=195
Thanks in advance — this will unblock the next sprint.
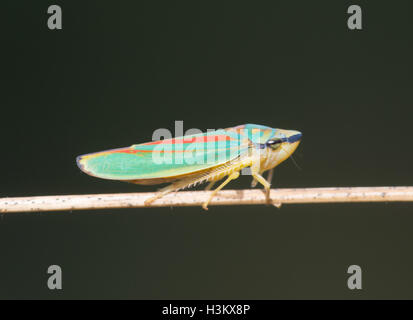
left=251, top=166, right=274, bottom=187
left=266, top=168, right=274, bottom=184
left=251, top=167, right=281, bottom=208
left=251, top=172, right=270, bottom=193
left=251, top=176, right=259, bottom=188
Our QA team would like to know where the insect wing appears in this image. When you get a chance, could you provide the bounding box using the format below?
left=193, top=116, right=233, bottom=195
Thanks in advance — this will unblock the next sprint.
left=77, top=130, right=248, bottom=180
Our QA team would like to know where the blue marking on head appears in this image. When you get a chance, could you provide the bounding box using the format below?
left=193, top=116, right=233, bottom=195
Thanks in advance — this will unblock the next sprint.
left=287, top=133, right=302, bottom=143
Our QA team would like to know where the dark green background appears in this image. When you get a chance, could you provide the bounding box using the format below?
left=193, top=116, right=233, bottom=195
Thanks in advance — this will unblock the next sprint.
left=1, top=1, right=412, bottom=299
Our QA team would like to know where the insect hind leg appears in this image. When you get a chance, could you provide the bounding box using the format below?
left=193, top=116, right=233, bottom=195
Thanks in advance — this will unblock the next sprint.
left=144, top=177, right=196, bottom=206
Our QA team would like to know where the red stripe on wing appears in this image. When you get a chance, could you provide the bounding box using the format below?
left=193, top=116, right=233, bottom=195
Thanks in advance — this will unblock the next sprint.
left=105, top=134, right=236, bottom=154
left=143, top=134, right=235, bottom=145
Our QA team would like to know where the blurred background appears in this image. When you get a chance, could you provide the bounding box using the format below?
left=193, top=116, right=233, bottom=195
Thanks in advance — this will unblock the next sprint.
left=1, top=0, right=412, bottom=299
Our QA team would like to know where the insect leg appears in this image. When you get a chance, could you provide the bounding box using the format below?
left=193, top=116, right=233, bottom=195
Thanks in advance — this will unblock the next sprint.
left=266, top=168, right=274, bottom=184
left=144, top=176, right=200, bottom=206
left=251, top=176, right=258, bottom=188
left=144, top=184, right=178, bottom=206
left=204, top=181, right=216, bottom=191
left=251, top=172, right=270, bottom=193
left=265, top=168, right=281, bottom=207
left=251, top=168, right=273, bottom=187
left=251, top=168, right=281, bottom=208
left=202, top=171, right=240, bottom=210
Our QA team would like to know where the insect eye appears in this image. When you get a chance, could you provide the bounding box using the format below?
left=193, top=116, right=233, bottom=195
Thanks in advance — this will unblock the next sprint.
left=266, top=138, right=283, bottom=149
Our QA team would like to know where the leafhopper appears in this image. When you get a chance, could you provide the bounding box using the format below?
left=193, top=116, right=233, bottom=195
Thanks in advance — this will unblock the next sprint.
left=77, top=124, right=302, bottom=209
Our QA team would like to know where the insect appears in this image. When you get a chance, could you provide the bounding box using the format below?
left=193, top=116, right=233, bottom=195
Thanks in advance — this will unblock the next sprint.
left=76, top=124, right=302, bottom=210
